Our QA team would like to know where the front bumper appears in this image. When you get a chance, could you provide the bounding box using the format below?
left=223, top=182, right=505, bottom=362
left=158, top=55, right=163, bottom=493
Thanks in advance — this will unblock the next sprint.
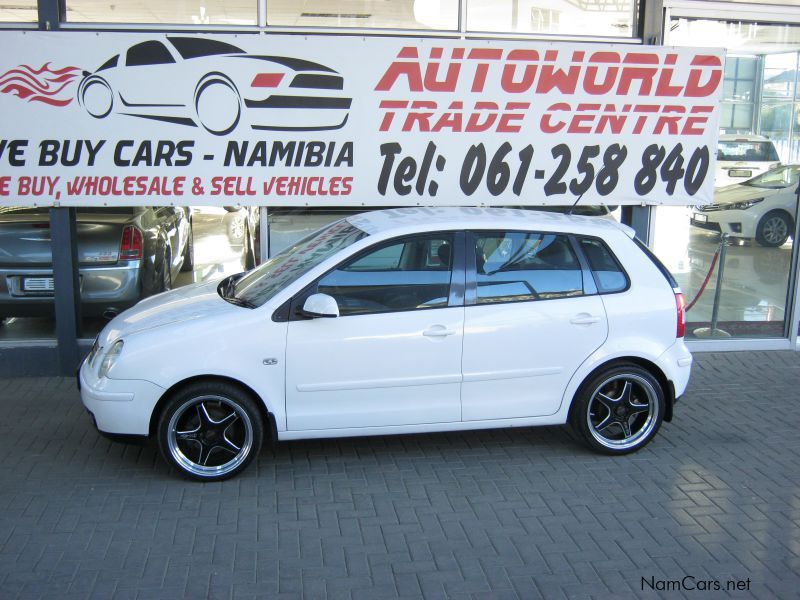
left=79, top=357, right=165, bottom=436
left=691, top=209, right=759, bottom=239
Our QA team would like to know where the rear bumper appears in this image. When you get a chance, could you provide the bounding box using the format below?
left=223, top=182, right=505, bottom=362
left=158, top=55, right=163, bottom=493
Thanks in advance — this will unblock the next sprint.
left=79, top=357, right=165, bottom=436
left=0, top=261, right=141, bottom=317
left=658, top=340, right=693, bottom=400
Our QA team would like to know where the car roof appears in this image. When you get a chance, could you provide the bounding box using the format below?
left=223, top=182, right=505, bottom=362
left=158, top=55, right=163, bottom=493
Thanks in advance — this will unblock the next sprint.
left=718, top=134, right=773, bottom=143
left=346, top=207, right=634, bottom=239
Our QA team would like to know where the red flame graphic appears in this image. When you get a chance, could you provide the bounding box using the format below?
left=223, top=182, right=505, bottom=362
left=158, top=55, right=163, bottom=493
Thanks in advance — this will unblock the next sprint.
left=0, top=62, right=80, bottom=107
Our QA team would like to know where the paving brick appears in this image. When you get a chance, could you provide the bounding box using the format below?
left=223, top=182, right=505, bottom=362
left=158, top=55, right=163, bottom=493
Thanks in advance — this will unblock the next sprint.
left=0, top=351, right=799, bottom=598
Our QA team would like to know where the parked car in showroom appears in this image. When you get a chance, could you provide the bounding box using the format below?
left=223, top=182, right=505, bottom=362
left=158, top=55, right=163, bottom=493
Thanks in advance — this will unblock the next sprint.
left=691, top=164, right=800, bottom=247
left=0, top=205, right=192, bottom=322
left=715, top=134, right=781, bottom=188
left=79, top=207, right=692, bottom=481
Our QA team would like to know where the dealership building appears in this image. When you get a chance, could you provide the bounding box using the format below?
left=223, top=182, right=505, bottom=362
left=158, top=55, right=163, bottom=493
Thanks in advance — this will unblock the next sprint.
left=1, top=0, right=800, bottom=375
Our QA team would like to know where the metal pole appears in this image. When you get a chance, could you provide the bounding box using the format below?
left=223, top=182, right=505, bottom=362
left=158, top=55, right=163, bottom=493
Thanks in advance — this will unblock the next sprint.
left=708, top=234, right=729, bottom=333
left=50, top=207, right=82, bottom=374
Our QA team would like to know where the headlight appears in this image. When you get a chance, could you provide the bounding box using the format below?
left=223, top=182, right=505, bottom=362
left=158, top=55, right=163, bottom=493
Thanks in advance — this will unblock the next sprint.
left=728, top=198, right=764, bottom=210
left=98, top=340, right=124, bottom=379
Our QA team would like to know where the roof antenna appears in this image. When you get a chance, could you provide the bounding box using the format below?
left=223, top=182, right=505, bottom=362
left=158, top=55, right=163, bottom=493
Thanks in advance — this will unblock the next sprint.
left=567, top=192, right=585, bottom=216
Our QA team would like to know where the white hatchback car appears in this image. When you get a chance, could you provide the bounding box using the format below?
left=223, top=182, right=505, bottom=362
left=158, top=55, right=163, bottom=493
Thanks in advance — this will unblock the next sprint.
left=79, top=208, right=692, bottom=481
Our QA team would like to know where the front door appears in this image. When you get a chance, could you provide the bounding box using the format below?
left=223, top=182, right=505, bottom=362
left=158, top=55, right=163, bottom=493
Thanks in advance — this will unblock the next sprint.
left=285, top=232, right=465, bottom=431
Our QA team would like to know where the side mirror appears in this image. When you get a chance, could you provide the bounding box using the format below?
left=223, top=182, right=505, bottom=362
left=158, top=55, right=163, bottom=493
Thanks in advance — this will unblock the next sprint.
left=302, top=293, right=339, bottom=318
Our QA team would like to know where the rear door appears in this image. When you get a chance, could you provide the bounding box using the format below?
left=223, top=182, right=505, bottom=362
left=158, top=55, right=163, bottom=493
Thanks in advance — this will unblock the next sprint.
left=461, top=230, right=608, bottom=421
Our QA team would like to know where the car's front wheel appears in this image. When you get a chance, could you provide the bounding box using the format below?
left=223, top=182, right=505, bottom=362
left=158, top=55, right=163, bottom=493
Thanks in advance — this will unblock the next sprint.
left=157, top=382, right=264, bottom=481
left=194, top=73, right=241, bottom=136
left=756, top=210, right=792, bottom=247
left=571, top=364, right=664, bottom=455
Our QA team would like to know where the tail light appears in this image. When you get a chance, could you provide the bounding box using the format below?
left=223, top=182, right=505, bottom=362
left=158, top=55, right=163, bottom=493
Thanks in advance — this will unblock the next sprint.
left=251, top=73, right=284, bottom=88
left=120, top=225, right=143, bottom=260
left=675, top=291, right=686, bottom=338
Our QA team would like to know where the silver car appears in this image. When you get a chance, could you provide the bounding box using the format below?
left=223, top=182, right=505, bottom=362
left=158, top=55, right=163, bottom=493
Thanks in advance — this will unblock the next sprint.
left=0, top=206, right=192, bottom=322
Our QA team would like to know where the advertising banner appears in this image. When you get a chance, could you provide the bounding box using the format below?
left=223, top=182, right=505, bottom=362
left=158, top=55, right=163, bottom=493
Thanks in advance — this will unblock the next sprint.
left=0, top=32, right=723, bottom=207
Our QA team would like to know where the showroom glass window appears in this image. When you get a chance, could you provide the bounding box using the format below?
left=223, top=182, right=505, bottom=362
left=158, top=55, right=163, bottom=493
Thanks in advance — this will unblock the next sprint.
left=267, top=0, right=458, bottom=30
left=65, top=1, right=257, bottom=25
left=466, top=0, right=637, bottom=38
left=720, top=56, right=759, bottom=134
left=472, top=232, right=583, bottom=304
left=655, top=17, right=800, bottom=340
left=316, top=234, right=454, bottom=316
left=0, top=0, right=36, bottom=22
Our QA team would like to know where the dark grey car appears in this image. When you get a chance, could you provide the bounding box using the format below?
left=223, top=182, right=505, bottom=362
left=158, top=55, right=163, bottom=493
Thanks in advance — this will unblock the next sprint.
left=0, top=206, right=192, bottom=321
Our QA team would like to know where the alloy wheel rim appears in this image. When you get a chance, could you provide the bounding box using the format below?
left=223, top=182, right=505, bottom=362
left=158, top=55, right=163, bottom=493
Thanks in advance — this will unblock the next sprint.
left=167, top=395, right=253, bottom=477
left=763, top=217, right=788, bottom=244
left=586, top=374, right=658, bottom=450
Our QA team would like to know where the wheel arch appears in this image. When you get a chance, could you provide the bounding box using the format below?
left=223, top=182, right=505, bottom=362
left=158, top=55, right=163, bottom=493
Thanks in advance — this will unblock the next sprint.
left=567, top=356, right=675, bottom=424
left=757, top=208, right=795, bottom=243
left=149, top=374, right=278, bottom=444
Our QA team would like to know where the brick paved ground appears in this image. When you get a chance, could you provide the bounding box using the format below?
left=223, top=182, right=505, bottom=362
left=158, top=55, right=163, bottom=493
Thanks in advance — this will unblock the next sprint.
left=0, top=351, right=798, bottom=599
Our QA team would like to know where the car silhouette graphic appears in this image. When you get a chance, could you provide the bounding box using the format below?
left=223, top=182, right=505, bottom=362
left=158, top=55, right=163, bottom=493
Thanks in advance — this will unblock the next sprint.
left=76, top=36, right=352, bottom=135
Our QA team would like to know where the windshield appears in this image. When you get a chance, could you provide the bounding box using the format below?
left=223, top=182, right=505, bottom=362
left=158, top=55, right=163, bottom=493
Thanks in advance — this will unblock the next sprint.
left=717, top=141, right=779, bottom=162
left=233, top=219, right=368, bottom=307
left=743, top=166, right=800, bottom=189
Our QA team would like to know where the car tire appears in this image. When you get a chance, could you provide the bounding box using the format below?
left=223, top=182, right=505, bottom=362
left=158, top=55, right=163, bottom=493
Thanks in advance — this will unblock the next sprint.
left=226, top=213, right=246, bottom=242
left=755, top=210, right=792, bottom=247
left=180, top=223, right=194, bottom=272
left=244, top=224, right=256, bottom=270
left=194, top=73, right=241, bottom=136
left=158, top=250, right=172, bottom=292
left=79, top=76, right=113, bottom=119
left=157, top=381, right=264, bottom=481
left=570, top=364, right=664, bottom=455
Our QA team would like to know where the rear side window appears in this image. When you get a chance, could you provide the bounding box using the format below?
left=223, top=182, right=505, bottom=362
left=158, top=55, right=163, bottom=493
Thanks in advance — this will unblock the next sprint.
left=579, top=237, right=629, bottom=294
left=473, top=231, right=583, bottom=304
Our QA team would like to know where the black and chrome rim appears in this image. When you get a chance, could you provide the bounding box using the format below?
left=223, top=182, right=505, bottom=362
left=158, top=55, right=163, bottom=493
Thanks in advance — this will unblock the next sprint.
left=167, top=395, right=253, bottom=478
left=586, top=374, right=658, bottom=450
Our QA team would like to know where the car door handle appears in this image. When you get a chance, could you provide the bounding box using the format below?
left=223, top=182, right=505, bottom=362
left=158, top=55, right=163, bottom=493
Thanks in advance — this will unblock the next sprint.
left=570, top=314, right=602, bottom=325
left=423, top=325, right=457, bottom=337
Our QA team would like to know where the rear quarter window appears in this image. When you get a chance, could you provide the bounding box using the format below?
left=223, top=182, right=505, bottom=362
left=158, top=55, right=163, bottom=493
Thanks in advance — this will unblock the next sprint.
left=579, top=237, right=629, bottom=294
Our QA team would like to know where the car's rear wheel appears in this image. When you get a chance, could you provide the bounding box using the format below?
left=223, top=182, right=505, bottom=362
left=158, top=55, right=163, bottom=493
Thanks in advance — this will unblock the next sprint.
left=244, top=224, right=256, bottom=270
left=159, top=250, right=172, bottom=292
left=756, top=210, right=792, bottom=247
left=180, top=223, right=194, bottom=272
left=157, top=382, right=264, bottom=481
left=571, top=364, right=664, bottom=455
left=195, top=73, right=241, bottom=136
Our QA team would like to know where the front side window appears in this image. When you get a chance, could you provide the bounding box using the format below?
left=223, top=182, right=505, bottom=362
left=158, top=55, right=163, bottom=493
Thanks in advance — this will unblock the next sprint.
left=474, top=231, right=582, bottom=304
left=315, top=234, right=454, bottom=316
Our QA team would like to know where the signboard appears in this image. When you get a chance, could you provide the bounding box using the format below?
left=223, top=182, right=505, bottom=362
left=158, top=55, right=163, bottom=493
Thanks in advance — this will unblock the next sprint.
left=0, top=32, right=723, bottom=207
